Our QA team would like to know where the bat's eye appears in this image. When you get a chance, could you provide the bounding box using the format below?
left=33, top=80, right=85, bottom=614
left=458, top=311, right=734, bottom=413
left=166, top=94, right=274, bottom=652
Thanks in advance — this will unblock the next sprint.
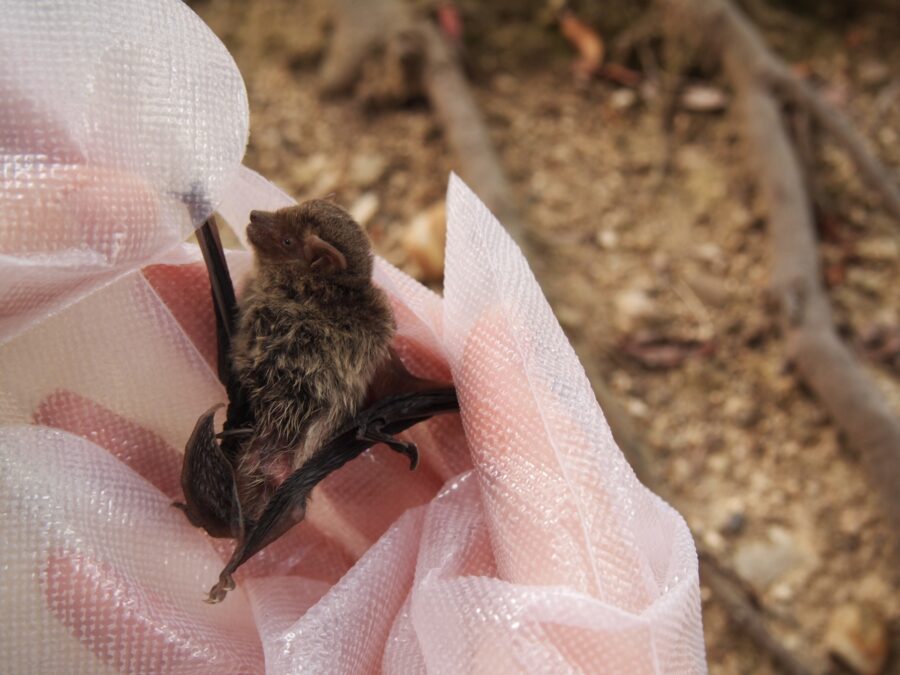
left=282, top=237, right=294, bottom=247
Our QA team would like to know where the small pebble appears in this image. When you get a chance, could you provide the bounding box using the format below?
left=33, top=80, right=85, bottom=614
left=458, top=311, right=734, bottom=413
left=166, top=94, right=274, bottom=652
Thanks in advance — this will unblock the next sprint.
left=610, top=88, right=638, bottom=110
left=595, top=229, right=618, bottom=249
left=681, top=84, right=728, bottom=112
left=348, top=152, right=388, bottom=188
left=721, top=512, right=746, bottom=537
left=733, top=527, right=805, bottom=592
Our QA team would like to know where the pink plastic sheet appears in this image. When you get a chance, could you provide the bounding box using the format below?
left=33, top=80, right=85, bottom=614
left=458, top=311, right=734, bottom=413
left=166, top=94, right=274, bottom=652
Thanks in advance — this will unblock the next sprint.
left=0, top=0, right=706, bottom=672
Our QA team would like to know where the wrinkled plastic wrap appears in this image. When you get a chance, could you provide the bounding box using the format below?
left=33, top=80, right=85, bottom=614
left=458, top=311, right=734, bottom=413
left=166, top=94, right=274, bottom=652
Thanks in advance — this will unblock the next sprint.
left=0, top=0, right=248, bottom=342
left=0, top=1, right=706, bottom=672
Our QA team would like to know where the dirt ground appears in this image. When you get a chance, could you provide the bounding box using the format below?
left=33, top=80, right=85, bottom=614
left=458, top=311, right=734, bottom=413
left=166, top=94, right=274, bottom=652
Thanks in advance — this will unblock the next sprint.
left=191, top=1, right=900, bottom=672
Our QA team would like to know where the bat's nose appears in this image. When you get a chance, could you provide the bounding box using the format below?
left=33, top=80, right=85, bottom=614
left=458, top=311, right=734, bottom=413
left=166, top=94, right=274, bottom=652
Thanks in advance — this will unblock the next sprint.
left=249, top=210, right=274, bottom=226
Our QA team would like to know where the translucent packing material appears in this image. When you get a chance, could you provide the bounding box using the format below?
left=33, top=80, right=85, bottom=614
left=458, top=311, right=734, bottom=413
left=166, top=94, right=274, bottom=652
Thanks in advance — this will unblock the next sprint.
left=0, top=0, right=706, bottom=672
left=0, top=0, right=248, bottom=343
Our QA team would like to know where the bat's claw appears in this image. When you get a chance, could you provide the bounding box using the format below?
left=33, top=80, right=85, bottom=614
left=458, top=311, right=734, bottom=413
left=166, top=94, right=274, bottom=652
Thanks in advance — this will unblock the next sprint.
left=204, top=572, right=235, bottom=604
left=399, top=442, right=419, bottom=471
left=204, top=588, right=226, bottom=604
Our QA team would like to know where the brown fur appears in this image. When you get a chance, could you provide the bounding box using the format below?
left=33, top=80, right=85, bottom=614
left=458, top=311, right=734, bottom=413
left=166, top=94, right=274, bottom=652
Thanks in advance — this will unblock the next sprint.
left=230, top=200, right=395, bottom=515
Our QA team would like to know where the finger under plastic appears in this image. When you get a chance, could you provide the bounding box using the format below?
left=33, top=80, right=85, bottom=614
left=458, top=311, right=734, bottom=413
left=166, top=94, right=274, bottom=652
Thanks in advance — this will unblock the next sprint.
left=0, top=426, right=263, bottom=672
left=33, top=389, right=183, bottom=500
left=441, top=175, right=704, bottom=662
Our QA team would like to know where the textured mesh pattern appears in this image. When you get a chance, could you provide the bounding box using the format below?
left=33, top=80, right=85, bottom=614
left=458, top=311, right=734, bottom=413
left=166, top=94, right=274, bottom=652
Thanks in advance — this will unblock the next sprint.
left=0, top=0, right=248, bottom=343
left=0, top=1, right=705, bottom=671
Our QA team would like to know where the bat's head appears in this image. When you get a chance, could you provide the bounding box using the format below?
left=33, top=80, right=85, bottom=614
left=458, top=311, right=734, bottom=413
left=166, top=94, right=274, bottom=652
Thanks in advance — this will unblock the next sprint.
left=247, top=200, right=373, bottom=286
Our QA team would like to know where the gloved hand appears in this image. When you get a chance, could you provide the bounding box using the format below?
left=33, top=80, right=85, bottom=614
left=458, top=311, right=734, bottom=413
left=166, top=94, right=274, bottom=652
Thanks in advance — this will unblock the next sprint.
left=0, top=173, right=705, bottom=673
left=0, top=0, right=247, bottom=342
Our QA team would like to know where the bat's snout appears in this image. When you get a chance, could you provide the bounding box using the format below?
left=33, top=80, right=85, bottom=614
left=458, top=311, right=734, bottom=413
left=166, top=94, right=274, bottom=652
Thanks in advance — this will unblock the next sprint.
left=247, top=210, right=280, bottom=252
left=249, top=210, right=276, bottom=227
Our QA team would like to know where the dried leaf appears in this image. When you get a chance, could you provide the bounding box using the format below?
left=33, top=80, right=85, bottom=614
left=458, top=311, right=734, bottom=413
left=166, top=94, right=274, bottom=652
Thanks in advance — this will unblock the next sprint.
left=816, top=213, right=850, bottom=244
left=824, top=262, right=846, bottom=287
left=620, top=334, right=713, bottom=370
left=402, top=201, right=446, bottom=282
left=825, top=603, right=889, bottom=675
left=844, top=26, right=870, bottom=50
left=790, top=62, right=814, bottom=80
left=599, top=63, right=641, bottom=88
left=559, top=10, right=604, bottom=78
left=437, top=2, right=463, bottom=44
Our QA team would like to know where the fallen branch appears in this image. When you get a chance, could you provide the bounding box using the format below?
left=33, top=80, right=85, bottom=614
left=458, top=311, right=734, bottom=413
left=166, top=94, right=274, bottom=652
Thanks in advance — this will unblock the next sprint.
left=680, top=0, right=900, bottom=541
left=657, top=0, right=900, bottom=669
left=418, top=21, right=527, bottom=243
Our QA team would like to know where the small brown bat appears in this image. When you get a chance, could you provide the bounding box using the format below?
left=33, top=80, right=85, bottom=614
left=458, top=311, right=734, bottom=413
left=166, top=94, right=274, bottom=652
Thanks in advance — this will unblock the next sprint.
left=231, top=202, right=400, bottom=517
left=177, top=201, right=457, bottom=601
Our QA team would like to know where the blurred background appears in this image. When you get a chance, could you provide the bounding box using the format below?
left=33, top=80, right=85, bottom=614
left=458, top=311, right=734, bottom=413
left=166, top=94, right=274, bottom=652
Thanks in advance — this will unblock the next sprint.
left=187, top=1, right=899, bottom=672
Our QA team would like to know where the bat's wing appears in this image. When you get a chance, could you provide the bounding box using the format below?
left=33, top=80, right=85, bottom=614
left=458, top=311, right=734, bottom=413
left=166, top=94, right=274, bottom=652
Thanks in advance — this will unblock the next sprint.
left=205, top=388, right=459, bottom=603
left=174, top=404, right=244, bottom=540
left=195, top=216, right=237, bottom=386
left=195, top=216, right=253, bottom=450
left=178, top=216, right=252, bottom=540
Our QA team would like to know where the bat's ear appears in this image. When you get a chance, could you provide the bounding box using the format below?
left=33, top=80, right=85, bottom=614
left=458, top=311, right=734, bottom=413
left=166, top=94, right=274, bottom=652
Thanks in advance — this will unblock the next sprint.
left=304, top=234, right=347, bottom=272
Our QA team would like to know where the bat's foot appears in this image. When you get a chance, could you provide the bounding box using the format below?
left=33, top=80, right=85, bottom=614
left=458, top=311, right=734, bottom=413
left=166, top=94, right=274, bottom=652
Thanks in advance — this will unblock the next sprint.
left=205, top=572, right=235, bottom=604
left=356, top=425, right=419, bottom=470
